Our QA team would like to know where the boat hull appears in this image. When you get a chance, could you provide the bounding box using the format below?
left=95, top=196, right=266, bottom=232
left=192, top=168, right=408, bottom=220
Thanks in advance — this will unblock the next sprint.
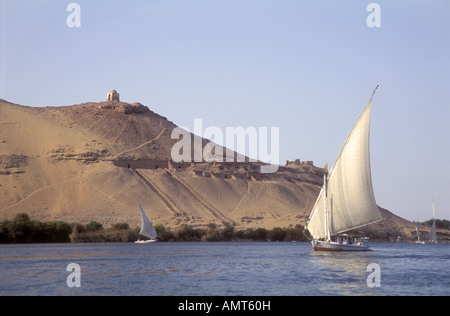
left=134, top=239, right=157, bottom=244
left=312, top=240, right=371, bottom=251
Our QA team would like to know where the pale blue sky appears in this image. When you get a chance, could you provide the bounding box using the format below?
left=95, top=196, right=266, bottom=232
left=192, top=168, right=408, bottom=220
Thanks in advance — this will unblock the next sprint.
left=1, top=0, right=449, bottom=221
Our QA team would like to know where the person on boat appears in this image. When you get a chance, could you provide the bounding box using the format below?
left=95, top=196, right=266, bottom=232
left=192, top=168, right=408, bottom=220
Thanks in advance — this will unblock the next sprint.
left=343, top=238, right=348, bottom=244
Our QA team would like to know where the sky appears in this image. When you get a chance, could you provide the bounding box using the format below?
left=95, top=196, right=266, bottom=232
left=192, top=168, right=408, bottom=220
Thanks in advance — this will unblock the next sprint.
left=1, top=0, right=449, bottom=222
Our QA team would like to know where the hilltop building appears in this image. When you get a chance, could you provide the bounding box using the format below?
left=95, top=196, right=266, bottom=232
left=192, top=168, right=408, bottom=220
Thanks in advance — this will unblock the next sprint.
left=107, top=89, right=120, bottom=101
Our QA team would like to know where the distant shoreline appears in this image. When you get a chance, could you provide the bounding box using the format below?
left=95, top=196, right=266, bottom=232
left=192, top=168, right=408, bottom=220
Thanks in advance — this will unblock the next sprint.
left=1, top=212, right=311, bottom=244
left=2, top=213, right=448, bottom=244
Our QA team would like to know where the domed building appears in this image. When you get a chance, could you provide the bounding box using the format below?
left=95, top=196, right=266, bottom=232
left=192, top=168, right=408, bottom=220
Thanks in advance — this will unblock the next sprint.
left=107, top=89, right=120, bottom=101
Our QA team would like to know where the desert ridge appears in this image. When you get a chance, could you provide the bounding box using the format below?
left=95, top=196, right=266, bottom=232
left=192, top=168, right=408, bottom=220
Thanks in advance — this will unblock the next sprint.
left=0, top=98, right=445, bottom=241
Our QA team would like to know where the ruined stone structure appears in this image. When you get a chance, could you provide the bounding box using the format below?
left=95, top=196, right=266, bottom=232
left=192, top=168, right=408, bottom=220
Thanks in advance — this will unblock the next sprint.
left=285, top=159, right=314, bottom=167
left=107, top=89, right=120, bottom=101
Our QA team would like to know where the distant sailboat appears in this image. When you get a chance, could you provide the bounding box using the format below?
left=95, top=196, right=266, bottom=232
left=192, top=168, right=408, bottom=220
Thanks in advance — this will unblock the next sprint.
left=427, top=201, right=438, bottom=244
left=306, top=87, right=383, bottom=251
left=135, top=205, right=158, bottom=243
left=415, top=221, right=425, bottom=244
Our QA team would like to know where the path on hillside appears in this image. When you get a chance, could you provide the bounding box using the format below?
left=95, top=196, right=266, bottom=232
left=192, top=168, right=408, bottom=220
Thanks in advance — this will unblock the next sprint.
left=113, top=128, right=167, bottom=158
left=164, top=170, right=235, bottom=226
left=134, top=169, right=187, bottom=219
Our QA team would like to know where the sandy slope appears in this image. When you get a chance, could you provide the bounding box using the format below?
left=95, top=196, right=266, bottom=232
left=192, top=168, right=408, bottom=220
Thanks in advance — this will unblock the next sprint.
left=1, top=99, right=447, bottom=241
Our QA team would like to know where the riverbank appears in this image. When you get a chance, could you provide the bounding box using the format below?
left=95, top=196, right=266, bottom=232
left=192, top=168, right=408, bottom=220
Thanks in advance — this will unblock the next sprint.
left=0, top=213, right=310, bottom=243
left=2, top=213, right=448, bottom=244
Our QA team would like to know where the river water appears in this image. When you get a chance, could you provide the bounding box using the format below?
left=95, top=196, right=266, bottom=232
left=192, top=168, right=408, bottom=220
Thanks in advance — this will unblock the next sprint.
left=0, top=242, right=448, bottom=296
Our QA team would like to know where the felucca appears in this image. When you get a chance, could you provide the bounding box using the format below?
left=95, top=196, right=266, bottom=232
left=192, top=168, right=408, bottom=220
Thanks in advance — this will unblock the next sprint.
left=427, top=201, right=438, bottom=244
left=135, top=205, right=158, bottom=243
left=306, top=87, right=383, bottom=251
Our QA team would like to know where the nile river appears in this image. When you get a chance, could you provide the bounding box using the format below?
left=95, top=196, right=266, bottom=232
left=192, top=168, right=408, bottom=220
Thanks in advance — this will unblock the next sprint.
left=0, top=242, right=448, bottom=296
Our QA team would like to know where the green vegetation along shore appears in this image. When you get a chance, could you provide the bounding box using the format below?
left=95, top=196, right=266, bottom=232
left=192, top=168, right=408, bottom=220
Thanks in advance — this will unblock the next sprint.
left=2, top=213, right=448, bottom=244
left=0, top=213, right=310, bottom=243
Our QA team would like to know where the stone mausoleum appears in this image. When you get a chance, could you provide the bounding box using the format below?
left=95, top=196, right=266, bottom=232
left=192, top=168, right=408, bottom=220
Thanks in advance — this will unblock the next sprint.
left=107, top=89, right=120, bottom=101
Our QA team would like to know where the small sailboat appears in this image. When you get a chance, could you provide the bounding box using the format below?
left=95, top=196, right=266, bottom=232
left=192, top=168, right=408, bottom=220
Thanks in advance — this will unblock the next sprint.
left=306, top=87, right=383, bottom=251
left=415, top=221, right=425, bottom=244
left=135, top=205, right=158, bottom=243
left=426, top=201, right=438, bottom=244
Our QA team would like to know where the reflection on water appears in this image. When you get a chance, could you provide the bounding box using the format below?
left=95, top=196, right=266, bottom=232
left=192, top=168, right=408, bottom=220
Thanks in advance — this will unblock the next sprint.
left=308, top=251, right=379, bottom=295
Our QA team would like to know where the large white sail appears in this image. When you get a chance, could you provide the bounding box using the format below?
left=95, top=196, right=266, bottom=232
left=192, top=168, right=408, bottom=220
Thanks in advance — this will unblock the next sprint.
left=139, top=205, right=158, bottom=239
left=306, top=89, right=383, bottom=240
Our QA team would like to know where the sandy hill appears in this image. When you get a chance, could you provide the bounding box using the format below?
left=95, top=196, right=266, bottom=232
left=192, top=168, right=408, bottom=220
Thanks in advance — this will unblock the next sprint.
left=1, top=99, right=447, bottom=242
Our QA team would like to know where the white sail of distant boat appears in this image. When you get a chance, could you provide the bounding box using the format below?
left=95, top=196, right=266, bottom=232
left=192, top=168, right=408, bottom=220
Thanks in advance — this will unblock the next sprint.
left=415, top=221, right=425, bottom=244
left=427, top=201, right=437, bottom=244
left=306, top=86, right=383, bottom=251
left=135, top=205, right=158, bottom=244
